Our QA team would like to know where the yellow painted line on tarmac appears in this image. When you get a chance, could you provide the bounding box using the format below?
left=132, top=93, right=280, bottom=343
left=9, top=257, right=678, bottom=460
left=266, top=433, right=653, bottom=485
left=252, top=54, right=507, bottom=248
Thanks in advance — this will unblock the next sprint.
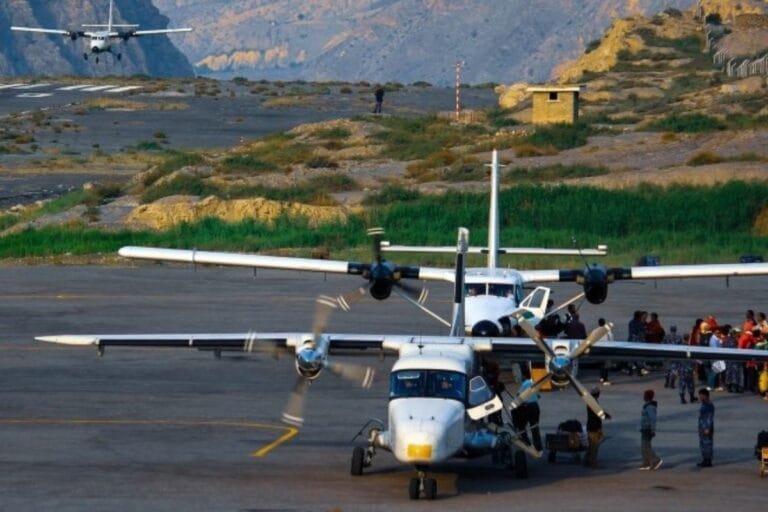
left=0, top=418, right=298, bottom=458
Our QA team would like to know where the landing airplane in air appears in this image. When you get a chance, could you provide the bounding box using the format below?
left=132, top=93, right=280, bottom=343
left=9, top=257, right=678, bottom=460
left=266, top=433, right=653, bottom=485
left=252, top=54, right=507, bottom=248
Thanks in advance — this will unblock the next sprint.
left=118, top=150, right=768, bottom=337
left=11, top=0, right=192, bottom=63
left=37, top=228, right=768, bottom=500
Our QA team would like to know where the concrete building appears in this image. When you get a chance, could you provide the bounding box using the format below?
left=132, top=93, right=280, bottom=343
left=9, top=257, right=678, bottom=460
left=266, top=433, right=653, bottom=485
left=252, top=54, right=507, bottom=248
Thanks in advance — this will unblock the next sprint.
left=527, top=85, right=583, bottom=125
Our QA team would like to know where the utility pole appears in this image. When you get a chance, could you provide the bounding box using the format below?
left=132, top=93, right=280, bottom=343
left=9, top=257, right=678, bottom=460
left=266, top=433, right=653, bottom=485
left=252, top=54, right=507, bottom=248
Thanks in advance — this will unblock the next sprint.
left=454, top=60, right=465, bottom=123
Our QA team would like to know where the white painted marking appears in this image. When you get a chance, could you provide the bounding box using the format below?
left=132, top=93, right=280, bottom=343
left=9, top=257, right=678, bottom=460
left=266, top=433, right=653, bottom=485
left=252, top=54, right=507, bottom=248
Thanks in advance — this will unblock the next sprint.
left=105, top=86, right=142, bottom=93
left=13, top=83, right=51, bottom=90
left=0, top=83, right=25, bottom=90
left=16, top=93, right=53, bottom=98
left=81, top=85, right=118, bottom=92
left=57, top=84, right=95, bottom=91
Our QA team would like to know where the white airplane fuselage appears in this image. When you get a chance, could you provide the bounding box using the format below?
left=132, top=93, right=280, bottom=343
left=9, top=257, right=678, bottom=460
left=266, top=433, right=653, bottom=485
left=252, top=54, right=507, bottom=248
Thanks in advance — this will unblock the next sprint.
left=374, top=344, right=493, bottom=466
left=88, top=32, right=113, bottom=53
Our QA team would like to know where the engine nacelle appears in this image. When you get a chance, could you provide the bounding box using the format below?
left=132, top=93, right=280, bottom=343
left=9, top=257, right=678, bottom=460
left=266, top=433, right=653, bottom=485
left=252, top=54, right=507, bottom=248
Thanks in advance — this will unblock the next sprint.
left=369, top=279, right=393, bottom=300
left=295, top=347, right=324, bottom=380
left=471, top=320, right=501, bottom=337
left=582, top=265, right=609, bottom=304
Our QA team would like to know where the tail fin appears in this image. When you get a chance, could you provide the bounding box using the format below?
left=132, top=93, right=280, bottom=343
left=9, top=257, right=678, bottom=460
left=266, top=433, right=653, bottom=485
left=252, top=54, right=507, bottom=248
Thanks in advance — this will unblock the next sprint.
left=108, top=0, right=114, bottom=32
left=449, top=227, right=469, bottom=337
left=487, top=149, right=500, bottom=271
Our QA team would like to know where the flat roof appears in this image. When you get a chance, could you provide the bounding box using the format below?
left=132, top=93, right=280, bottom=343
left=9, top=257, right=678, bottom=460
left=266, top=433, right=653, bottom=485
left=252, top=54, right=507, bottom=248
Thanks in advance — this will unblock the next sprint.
left=526, top=85, right=584, bottom=93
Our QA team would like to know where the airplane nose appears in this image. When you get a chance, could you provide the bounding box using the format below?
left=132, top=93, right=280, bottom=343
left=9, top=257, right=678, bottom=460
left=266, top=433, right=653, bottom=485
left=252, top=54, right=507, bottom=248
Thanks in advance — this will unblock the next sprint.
left=471, top=320, right=500, bottom=337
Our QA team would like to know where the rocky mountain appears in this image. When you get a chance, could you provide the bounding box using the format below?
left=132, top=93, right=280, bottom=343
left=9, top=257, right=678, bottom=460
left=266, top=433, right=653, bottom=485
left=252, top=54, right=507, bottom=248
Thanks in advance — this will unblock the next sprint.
left=0, top=0, right=193, bottom=77
left=153, top=0, right=698, bottom=84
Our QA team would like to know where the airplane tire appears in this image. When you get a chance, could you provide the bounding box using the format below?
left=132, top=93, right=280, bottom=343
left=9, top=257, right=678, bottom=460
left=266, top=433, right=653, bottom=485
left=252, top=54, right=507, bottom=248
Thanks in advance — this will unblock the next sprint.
left=408, top=478, right=420, bottom=500
left=514, top=451, right=528, bottom=479
left=117, top=53, right=122, bottom=61
left=548, top=450, right=556, bottom=463
left=350, top=447, right=364, bottom=476
left=423, top=478, right=437, bottom=500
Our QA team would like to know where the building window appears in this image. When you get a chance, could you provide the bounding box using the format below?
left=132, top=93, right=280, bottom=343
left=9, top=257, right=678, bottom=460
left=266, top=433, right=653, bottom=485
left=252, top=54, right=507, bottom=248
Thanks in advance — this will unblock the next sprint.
left=548, top=91, right=559, bottom=102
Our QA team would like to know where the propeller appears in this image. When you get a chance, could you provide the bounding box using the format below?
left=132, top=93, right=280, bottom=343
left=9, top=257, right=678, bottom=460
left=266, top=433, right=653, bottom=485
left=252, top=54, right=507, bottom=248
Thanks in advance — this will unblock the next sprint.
left=510, top=312, right=612, bottom=420
left=280, top=292, right=376, bottom=427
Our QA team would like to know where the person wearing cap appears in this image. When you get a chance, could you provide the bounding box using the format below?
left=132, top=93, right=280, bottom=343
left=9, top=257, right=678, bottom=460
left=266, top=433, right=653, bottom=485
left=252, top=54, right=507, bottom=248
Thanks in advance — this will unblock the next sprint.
left=639, top=389, right=662, bottom=470
left=663, top=324, right=683, bottom=388
left=585, top=387, right=605, bottom=468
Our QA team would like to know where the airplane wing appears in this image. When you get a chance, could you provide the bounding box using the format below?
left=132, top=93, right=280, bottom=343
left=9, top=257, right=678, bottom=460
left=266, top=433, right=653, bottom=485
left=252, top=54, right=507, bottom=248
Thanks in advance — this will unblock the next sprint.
left=35, top=332, right=390, bottom=353
left=125, top=28, right=193, bottom=37
left=118, top=246, right=455, bottom=283
left=488, top=337, right=768, bottom=363
left=36, top=332, right=768, bottom=363
left=11, top=26, right=72, bottom=36
left=519, top=263, right=768, bottom=283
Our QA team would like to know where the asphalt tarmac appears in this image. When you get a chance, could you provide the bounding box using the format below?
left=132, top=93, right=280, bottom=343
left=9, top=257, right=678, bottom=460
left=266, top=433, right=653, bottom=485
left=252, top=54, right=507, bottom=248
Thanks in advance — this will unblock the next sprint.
left=1, top=263, right=767, bottom=511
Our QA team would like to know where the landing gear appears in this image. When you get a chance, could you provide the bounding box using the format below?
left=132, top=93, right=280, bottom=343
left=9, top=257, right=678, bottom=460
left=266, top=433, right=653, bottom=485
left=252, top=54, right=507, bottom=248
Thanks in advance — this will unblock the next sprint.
left=117, top=52, right=122, bottom=61
left=95, top=56, right=100, bottom=64
left=83, top=53, right=88, bottom=61
left=408, top=468, right=437, bottom=500
left=350, top=446, right=365, bottom=476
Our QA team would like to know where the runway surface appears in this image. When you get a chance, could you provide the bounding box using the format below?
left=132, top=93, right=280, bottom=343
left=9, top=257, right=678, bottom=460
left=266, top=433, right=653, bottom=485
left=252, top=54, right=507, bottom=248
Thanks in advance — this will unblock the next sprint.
left=1, top=263, right=767, bottom=511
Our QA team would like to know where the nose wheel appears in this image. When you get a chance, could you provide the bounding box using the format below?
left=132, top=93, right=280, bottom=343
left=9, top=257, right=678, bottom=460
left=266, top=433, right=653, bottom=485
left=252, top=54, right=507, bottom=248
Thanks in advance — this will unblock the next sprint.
left=408, top=469, right=437, bottom=500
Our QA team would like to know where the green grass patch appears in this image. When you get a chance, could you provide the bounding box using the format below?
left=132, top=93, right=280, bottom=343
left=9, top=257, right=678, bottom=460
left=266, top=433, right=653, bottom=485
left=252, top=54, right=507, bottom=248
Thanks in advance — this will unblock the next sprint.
left=143, top=151, right=205, bottom=187
left=485, top=107, right=518, bottom=129
left=141, top=174, right=219, bottom=203
left=134, top=140, right=164, bottom=151
left=218, top=154, right=278, bottom=174
left=362, top=185, right=421, bottom=206
left=370, top=115, right=488, bottom=160
left=646, top=113, right=725, bottom=133
left=519, top=122, right=594, bottom=152
left=311, top=126, right=351, bottom=140
left=504, top=164, right=610, bottom=182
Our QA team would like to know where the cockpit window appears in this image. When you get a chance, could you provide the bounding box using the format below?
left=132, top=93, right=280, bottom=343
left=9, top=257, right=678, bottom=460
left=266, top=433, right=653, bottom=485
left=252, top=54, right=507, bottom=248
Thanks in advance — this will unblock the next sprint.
left=466, top=283, right=520, bottom=301
left=390, top=370, right=466, bottom=402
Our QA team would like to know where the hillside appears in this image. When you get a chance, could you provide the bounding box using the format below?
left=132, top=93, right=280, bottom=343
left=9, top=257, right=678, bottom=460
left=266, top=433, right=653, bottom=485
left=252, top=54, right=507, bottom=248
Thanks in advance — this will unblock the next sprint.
left=152, top=0, right=695, bottom=84
left=0, top=0, right=193, bottom=77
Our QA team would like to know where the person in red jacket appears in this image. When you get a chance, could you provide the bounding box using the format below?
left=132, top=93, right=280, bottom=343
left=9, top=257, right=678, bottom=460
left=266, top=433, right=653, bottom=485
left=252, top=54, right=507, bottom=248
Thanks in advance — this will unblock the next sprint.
left=645, top=312, right=665, bottom=343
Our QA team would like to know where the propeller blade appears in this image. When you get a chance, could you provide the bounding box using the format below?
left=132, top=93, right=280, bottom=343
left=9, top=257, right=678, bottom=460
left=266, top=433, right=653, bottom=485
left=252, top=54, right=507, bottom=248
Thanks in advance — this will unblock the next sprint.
left=509, top=373, right=551, bottom=409
left=569, top=324, right=612, bottom=359
left=243, top=331, right=286, bottom=359
left=511, top=435, right=543, bottom=459
left=391, top=285, right=450, bottom=327
left=328, top=361, right=375, bottom=388
left=312, top=294, right=341, bottom=343
left=395, top=281, right=429, bottom=305
left=514, top=314, right=556, bottom=359
left=566, top=373, right=608, bottom=420
left=282, top=376, right=309, bottom=427
left=334, top=285, right=369, bottom=312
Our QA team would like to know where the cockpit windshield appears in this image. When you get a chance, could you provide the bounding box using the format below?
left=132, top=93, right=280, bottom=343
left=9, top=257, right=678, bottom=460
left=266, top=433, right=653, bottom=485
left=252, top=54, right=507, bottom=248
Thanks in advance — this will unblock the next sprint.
left=389, top=370, right=466, bottom=402
left=465, top=283, right=520, bottom=301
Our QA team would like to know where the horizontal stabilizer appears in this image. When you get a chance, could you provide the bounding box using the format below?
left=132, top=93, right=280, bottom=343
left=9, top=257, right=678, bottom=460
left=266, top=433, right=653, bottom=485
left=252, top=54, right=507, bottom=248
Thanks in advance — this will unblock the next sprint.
left=382, top=243, right=607, bottom=257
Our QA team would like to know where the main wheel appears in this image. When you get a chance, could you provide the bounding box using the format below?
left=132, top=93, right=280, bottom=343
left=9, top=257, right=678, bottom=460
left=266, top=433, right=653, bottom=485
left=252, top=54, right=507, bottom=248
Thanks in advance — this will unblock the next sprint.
left=514, top=450, right=528, bottom=479
left=548, top=450, right=556, bottom=463
left=408, top=478, right=420, bottom=500
left=423, top=478, right=437, bottom=500
left=83, top=53, right=88, bottom=60
left=350, top=446, right=364, bottom=476
left=117, top=53, right=122, bottom=61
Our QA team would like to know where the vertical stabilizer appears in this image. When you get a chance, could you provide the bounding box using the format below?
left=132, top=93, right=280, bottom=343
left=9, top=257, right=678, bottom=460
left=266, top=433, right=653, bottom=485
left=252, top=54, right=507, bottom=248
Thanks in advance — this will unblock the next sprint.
left=108, top=0, right=114, bottom=32
left=488, top=149, right=500, bottom=272
left=449, top=227, right=469, bottom=337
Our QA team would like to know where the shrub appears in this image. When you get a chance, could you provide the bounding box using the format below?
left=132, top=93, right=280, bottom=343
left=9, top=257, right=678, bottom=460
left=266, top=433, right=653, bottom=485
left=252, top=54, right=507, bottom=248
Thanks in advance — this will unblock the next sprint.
left=687, top=151, right=723, bottom=166
left=525, top=122, right=594, bottom=150
left=312, top=126, right=351, bottom=140
left=219, top=154, right=277, bottom=174
left=143, top=151, right=205, bottom=187
left=514, top=143, right=558, bottom=157
left=647, top=113, right=725, bottom=133
left=305, top=155, right=339, bottom=169
left=485, top=107, right=518, bottom=129
left=141, top=174, right=219, bottom=203
left=664, top=7, right=682, bottom=18
left=134, top=140, right=163, bottom=151
left=505, top=164, right=610, bottom=182
left=153, top=131, right=167, bottom=140
left=362, top=185, right=421, bottom=206
left=705, top=13, right=722, bottom=25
